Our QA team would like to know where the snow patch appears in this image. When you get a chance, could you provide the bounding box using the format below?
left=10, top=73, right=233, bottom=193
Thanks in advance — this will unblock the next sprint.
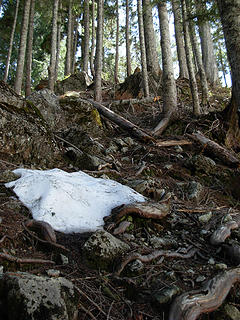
left=6, top=168, right=145, bottom=233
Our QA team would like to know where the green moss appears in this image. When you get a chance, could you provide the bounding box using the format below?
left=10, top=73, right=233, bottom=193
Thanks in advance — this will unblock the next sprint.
left=91, top=109, right=102, bottom=127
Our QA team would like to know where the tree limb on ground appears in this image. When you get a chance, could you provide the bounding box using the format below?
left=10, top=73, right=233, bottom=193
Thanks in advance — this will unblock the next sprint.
left=0, top=252, right=55, bottom=265
left=169, top=268, right=240, bottom=320
left=189, top=131, right=240, bottom=167
left=210, top=215, right=240, bottom=245
left=88, top=99, right=155, bottom=143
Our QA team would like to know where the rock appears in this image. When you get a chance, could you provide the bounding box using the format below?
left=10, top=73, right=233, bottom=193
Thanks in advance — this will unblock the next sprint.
left=64, top=147, right=104, bottom=170
left=153, top=285, right=180, bottom=304
left=46, top=269, right=61, bottom=277
left=128, top=259, right=144, bottom=273
left=188, top=154, right=216, bottom=174
left=150, top=236, right=177, bottom=249
left=196, top=275, right=206, bottom=282
left=215, top=263, right=228, bottom=270
left=0, top=271, right=78, bottom=320
left=199, top=212, right=213, bottom=223
left=58, top=254, right=69, bottom=265
left=55, top=72, right=92, bottom=95
left=26, top=89, right=63, bottom=129
left=83, top=230, right=130, bottom=270
left=0, top=170, right=19, bottom=183
left=187, top=181, right=204, bottom=201
left=224, top=304, right=240, bottom=320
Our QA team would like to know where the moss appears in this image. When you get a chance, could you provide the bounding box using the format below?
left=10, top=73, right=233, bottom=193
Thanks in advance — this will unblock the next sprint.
left=91, top=109, right=102, bottom=127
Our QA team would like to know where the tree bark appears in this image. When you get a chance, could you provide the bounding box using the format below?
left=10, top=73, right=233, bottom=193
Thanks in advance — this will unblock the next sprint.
left=25, top=0, right=35, bottom=97
left=90, top=0, right=96, bottom=77
left=114, top=0, right=119, bottom=84
left=217, top=0, right=240, bottom=148
left=65, top=0, right=73, bottom=76
left=171, top=0, right=188, bottom=78
left=186, top=0, right=208, bottom=108
left=196, top=0, right=219, bottom=85
left=125, top=0, right=131, bottom=77
left=55, top=0, right=62, bottom=82
left=153, top=1, right=177, bottom=136
left=71, top=17, right=79, bottom=74
left=94, top=0, right=104, bottom=102
left=48, top=0, right=59, bottom=92
left=3, top=0, right=20, bottom=83
left=83, top=0, right=90, bottom=73
left=142, top=0, right=161, bottom=78
left=14, top=0, right=31, bottom=95
left=181, top=0, right=201, bottom=115
left=137, top=0, right=149, bottom=97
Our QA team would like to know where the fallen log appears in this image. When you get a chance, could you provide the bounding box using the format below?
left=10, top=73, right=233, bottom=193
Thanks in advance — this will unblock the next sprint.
left=169, top=268, right=240, bottom=320
left=88, top=99, right=155, bottom=143
left=190, top=131, right=240, bottom=167
left=155, top=139, right=192, bottom=147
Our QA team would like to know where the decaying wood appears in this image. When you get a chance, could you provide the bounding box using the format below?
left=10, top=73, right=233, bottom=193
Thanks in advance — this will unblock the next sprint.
left=104, top=201, right=170, bottom=225
left=190, top=131, right=240, bottom=167
left=24, top=219, right=57, bottom=243
left=113, top=221, right=131, bottom=235
left=169, top=268, right=240, bottom=320
left=88, top=99, right=155, bottom=142
left=115, top=247, right=197, bottom=276
left=0, top=252, right=55, bottom=265
left=210, top=215, right=240, bottom=245
left=155, top=139, right=192, bottom=147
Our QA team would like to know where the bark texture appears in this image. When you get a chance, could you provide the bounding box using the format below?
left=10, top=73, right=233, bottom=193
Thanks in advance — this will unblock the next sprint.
left=125, top=0, right=131, bottom=76
left=65, top=0, right=73, bottom=76
left=25, top=0, right=35, bottom=97
left=153, top=1, right=177, bottom=136
left=3, top=0, right=20, bottom=82
left=94, top=0, right=104, bottom=102
left=90, top=0, right=96, bottom=77
left=142, top=0, right=161, bottom=78
left=114, top=0, right=119, bottom=84
left=171, top=0, right=188, bottom=78
left=137, top=0, right=149, bottom=97
left=83, top=0, right=90, bottom=73
left=14, top=0, right=31, bottom=95
left=49, top=0, right=59, bottom=91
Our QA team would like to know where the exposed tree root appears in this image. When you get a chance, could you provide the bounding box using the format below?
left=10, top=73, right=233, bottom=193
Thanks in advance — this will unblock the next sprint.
left=113, top=221, right=131, bottom=235
left=169, top=268, right=240, bottom=320
left=0, top=252, right=55, bottom=265
left=210, top=215, right=240, bottom=245
left=24, top=219, right=57, bottom=243
left=104, top=201, right=171, bottom=225
left=115, top=247, right=197, bottom=276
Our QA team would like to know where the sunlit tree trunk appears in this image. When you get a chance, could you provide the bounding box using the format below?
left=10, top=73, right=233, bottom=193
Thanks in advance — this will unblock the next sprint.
left=14, top=0, right=31, bottom=95
left=186, top=0, right=208, bottom=107
left=3, top=0, right=20, bottom=82
left=195, top=0, right=219, bottom=85
left=65, top=0, right=73, bottom=76
left=125, top=0, right=131, bottom=77
left=83, top=0, right=90, bottom=73
left=114, top=0, right=119, bottom=84
left=25, top=0, right=35, bottom=97
left=171, top=0, right=188, bottom=78
left=137, top=0, right=149, bottom=97
left=72, top=17, right=79, bottom=73
left=90, top=0, right=95, bottom=77
left=55, top=0, right=62, bottom=82
left=48, top=0, right=59, bottom=91
left=217, top=0, right=240, bottom=147
left=142, top=0, right=161, bottom=78
left=181, top=0, right=201, bottom=115
left=94, top=0, right=103, bottom=102
left=153, top=1, right=177, bottom=135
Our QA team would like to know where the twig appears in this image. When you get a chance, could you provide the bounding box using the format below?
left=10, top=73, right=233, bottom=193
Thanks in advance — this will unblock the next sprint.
left=0, top=235, right=14, bottom=244
left=54, top=134, right=84, bottom=155
left=78, top=303, right=98, bottom=320
left=0, top=159, right=19, bottom=168
left=74, top=284, right=107, bottom=317
left=115, top=248, right=197, bottom=276
left=0, top=252, right=55, bottom=265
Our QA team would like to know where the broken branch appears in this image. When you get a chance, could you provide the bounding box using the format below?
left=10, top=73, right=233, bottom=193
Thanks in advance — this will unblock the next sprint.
left=0, top=252, right=55, bottom=265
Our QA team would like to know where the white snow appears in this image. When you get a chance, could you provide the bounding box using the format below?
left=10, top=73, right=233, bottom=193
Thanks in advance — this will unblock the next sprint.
left=5, top=168, right=145, bottom=233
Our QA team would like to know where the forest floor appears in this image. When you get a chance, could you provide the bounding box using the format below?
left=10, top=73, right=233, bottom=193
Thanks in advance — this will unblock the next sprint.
left=0, top=80, right=240, bottom=320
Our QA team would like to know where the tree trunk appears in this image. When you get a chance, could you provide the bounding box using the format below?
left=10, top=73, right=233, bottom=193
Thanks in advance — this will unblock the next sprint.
left=3, top=0, right=20, bottom=83
left=196, top=0, right=219, bottom=85
left=114, top=0, right=119, bottom=84
left=217, top=0, right=240, bottom=148
left=126, top=0, right=131, bottom=77
left=186, top=0, right=208, bottom=108
left=94, top=0, right=103, bottom=102
left=137, top=0, right=149, bottom=97
left=181, top=0, right=201, bottom=115
left=71, top=17, right=79, bottom=74
left=25, top=0, right=35, bottom=97
left=142, top=0, right=161, bottom=78
left=48, top=0, right=59, bottom=92
left=55, top=0, right=62, bottom=82
left=171, top=0, right=188, bottom=78
left=65, top=0, right=73, bottom=76
left=90, top=0, right=96, bottom=77
left=14, top=0, right=31, bottom=95
left=83, top=0, right=90, bottom=73
left=153, top=1, right=177, bottom=136
left=218, top=42, right=227, bottom=87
